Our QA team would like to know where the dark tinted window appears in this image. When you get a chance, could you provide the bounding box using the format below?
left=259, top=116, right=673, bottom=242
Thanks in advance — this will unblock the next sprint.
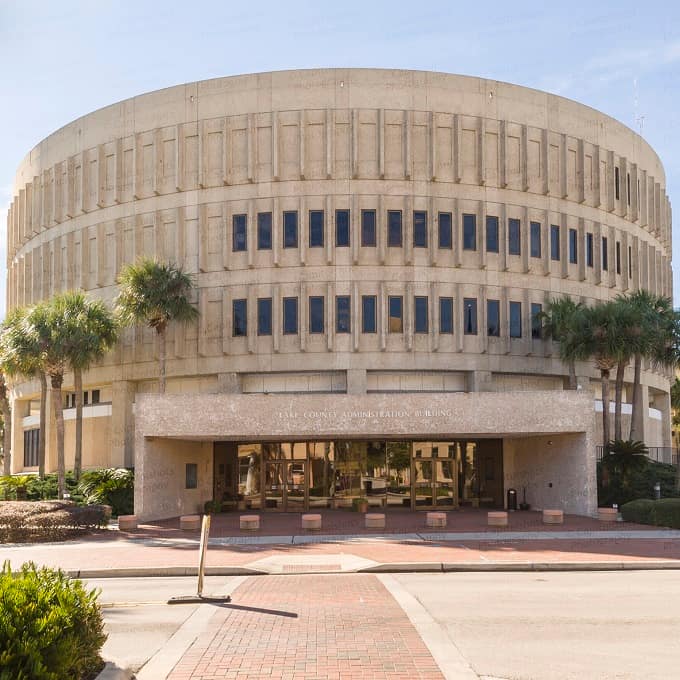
left=233, top=299, right=247, bottom=337
left=486, top=216, right=499, bottom=253
left=362, top=296, right=377, bottom=333
left=309, top=296, right=324, bottom=333
left=257, top=298, right=272, bottom=336
left=388, top=296, right=403, bottom=333
left=438, top=212, right=452, bottom=249
left=414, top=296, right=428, bottom=333
left=487, top=299, right=500, bottom=337
left=509, top=301, right=522, bottom=338
left=602, top=236, right=608, bottom=270
left=413, top=211, right=427, bottom=248
left=439, top=297, right=453, bottom=333
left=463, top=214, right=476, bottom=251
left=508, top=218, right=521, bottom=255
left=530, top=221, right=541, bottom=258
left=233, top=214, right=247, bottom=252
left=283, top=297, right=298, bottom=334
left=569, top=228, right=578, bottom=264
left=586, top=232, right=594, bottom=267
left=361, top=210, right=376, bottom=246
left=336, top=296, right=351, bottom=333
left=336, top=210, right=350, bottom=247
left=531, top=303, right=542, bottom=339
left=616, top=241, right=621, bottom=274
left=283, top=211, right=298, bottom=248
left=185, top=463, right=198, bottom=489
left=388, top=211, right=402, bottom=247
left=257, top=212, right=272, bottom=250
left=615, top=166, right=620, bottom=200
left=550, top=225, right=560, bottom=261
left=628, top=245, right=632, bottom=278
left=464, top=298, right=477, bottom=335
left=309, top=210, right=324, bottom=247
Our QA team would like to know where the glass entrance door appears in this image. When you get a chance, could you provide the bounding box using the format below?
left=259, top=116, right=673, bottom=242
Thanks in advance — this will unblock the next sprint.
left=264, top=461, right=307, bottom=510
left=412, top=442, right=458, bottom=509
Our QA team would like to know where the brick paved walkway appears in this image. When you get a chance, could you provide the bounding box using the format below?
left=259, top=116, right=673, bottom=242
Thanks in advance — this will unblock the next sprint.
left=167, top=575, right=444, bottom=680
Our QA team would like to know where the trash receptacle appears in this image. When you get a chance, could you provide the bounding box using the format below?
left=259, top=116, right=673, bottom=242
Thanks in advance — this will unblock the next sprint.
left=507, top=488, right=517, bottom=512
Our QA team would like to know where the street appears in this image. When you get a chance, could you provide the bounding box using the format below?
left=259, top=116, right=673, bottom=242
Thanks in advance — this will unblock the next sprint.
left=86, top=571, right=680, bottom=679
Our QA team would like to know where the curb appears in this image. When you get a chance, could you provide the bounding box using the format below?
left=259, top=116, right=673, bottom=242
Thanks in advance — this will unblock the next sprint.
left=72, top=561, right=680, bottom=578
left=96, top=661, right=134, bottom=680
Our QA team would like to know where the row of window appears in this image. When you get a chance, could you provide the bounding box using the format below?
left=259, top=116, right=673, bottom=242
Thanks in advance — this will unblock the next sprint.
left=230, top=209, right=633, bottom=273
left=64, top=390, right=101, bottom=408
left=231, top=296, right=543, bottom=339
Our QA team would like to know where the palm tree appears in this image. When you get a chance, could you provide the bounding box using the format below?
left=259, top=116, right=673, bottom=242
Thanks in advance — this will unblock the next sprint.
left=539, top=297, right=584, bottom=390
left=61, top=292, right=118, bottom=480
left=626, top=292, right=680, bottom=441
left=116, top=259, right=198, bottom=393
left=611, top=297, right=640, bottom=441
left=0, top=374, right=11, bottom=477
left=0, top=307, right=48, bottom=478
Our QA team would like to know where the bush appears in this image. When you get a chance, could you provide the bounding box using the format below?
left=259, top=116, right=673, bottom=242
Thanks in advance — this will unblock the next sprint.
left=0, top=501, right=109, bottom=543
left=0, top=561, right=106, bottom=680
left=620, top=498, right=656, bottom=524
left=204, top=499, right=221, bottom=514
left=24, top=472, right=83, bottom=503
left=76, top=468, right=134, bottom=517
left=597, top=458, right=680, bottom=507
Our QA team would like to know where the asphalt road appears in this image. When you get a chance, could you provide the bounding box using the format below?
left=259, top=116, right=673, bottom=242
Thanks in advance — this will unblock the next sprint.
left=84, top=571, right=680, bottom=679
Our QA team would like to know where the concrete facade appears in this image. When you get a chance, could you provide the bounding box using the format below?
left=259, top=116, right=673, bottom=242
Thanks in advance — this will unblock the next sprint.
left=5, top=69, right=673, bottom=515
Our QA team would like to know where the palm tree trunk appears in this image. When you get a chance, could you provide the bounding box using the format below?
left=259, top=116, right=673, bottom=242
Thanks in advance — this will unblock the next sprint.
left=51, top=373, right=65, bottom=499
left=74, top=367, right=83, bottom=480
left=601, top=369, right=611, bottom=449
left=567, top=360, right=577, bottom=390
left=614, top=360, right=626, bottom=441
left=38, top=372, right=47, bottom=479
left=629, top=354, right=643, bottom=441
left=157, top=327, right=167, bottom=394
left=0, top=389, right=11, bottom=477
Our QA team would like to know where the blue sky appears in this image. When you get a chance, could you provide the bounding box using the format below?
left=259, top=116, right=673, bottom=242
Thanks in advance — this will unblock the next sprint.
left=1, top=0, right=679, bottom=313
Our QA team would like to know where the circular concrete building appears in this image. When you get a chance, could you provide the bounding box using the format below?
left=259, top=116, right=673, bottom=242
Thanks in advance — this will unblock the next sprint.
left=6, top=69, right=673, bottom=519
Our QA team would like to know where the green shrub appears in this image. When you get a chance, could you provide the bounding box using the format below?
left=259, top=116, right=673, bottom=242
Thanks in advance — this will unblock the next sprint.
left=620, top=498, right=656, bottom=524
left=204, top=499, right=221, bottom=514
left=76, top=468, right=134, bottom=517
left=597, top=458, right=680, bottom=507
left=25, top=472, right=83, bottom=503
left=650, top=499, right=680, bottom=529
left=0, top=501, right=109, bottom=543
left=0, top=561, right=106, bottom=680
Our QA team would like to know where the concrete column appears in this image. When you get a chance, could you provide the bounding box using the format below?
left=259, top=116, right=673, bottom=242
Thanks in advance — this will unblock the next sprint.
left=111, top=381, right=136, bottom=468
left=217, top=373, right=242, bottom=394
left=467, top=370, right=492, bottom=392
left=347, top=369, right=367, bottom=395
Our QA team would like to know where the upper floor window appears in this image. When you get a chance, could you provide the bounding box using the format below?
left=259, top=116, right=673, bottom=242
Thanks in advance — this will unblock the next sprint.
left=550, top=225, right=560, bottom=261
left=615, top=166, right=620, bottom=201
left=257, top=212, right=272, bottom=250
left=530, top=221, right=541, bottom=258
left=602, top=236, right=608, bottom=271
left=439, top=297, right=453, bottom=334
left=463, top=214, right=476, bottom=251
left=509, top=301, right=522, bottom=338
left=616, top=241, right=621, bottom=275
left=414, top=296, right=429, bottom=334
left=486, top=216, right=499, bottom=253
left=628, top=245, right=633, bottom=278
left=413, top=211, right=427, bottom=248
left=361, top=210, right=376, bottom=247
left=464, top=298, right=478, bottom=335
left=283, top=297, right=298, bottom=335
left=362, top=295, right=377, bottom=333
left=568, top=228, right=578, bottom=264
left=257, top=298, right=272, bottom=336
left=487, top=299, right=500, bottom=337
left=233, top=299, right=247, bottom=337
left=586, top=232, right=594, bottom=267
left=336, top=296, right=351, bottom=333
left=627, top=173, right=631, bottom=206
left=388, top=296, right=403, bottom=333
left=438, top=212, right=452, bottom=249
left=233, top=214, right=247, bottom=252
left=283, top=211, right=298, bottom=249
left=508, top=218, right=521, bottom=256
left=336, top=210, right=350, bottom=247
left=531, top=303, right=542, bottom=339
left=388, top=211, right=402, bottom=247
left=309, top=296, right=324, bottom=334
left=309, top=210, right=324, bottom=247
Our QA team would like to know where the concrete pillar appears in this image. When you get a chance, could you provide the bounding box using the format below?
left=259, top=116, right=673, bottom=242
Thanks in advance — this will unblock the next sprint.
left=467, top=370, right=492, bottom=392
left=111, top=381, right=136, bottom=468
left=217, top=372, right=242, bottom=394
left=347, top=369, right=367, bottom=395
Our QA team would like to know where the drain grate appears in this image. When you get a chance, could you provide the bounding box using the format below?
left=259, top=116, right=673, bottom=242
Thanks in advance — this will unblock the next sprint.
left=282, top=564, right=342, bottom=572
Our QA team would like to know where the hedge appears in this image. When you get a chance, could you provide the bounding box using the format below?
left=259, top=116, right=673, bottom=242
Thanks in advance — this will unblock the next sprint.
left=620, top=498, right=680, bottom=529
left=0, top=501, right=110, bottom=543
left=0, top=561, right=106, bottom=680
